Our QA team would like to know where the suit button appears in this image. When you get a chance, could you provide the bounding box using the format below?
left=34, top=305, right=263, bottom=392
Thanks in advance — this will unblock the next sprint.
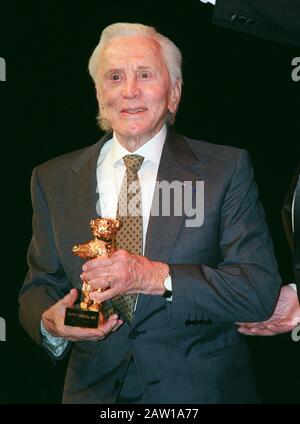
left=129, top=329, right=140, bottom=339
left=114, top=379, right=121, bottom=390
left=148, top=380, right=161, bottom=386
left=192, top=319, right=198, bottom=326
left=198, top=319, right=205, bottom=325
left=230, top=14, right=254, bottom=24
left=185, top=319, right=191, bottom=326
left=237, top=15, right=248, bottom=23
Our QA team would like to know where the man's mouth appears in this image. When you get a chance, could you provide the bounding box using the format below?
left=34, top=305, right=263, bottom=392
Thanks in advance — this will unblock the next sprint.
left=121, top=107, right=147, bottom=115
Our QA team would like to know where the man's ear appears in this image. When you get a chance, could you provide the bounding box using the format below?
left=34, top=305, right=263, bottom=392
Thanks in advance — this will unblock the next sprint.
left=168, top=80, right=182, bottom=114
left=96, top=84, right=101, bottom=104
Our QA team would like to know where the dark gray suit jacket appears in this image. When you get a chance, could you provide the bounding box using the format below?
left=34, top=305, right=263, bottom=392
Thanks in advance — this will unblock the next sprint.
left=212, top=0, right=300, bottom=46
left=19, top=128, right=281, bottom=403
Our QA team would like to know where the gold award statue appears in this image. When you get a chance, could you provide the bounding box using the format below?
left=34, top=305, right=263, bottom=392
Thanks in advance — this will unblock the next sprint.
left=64, top=218, right=121, bottom=328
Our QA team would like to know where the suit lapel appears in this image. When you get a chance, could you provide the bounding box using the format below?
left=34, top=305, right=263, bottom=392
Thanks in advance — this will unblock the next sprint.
left=65, top=132, right=112, bottom=244
left=133, top=127, right=201, bottom=324
left=145, top=128, right=199, bottom=261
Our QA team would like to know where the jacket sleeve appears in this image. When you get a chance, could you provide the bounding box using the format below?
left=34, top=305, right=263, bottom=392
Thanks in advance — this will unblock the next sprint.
left=19, top=167, right=72, bottom=350
left=169, top=149, right=282, bottom=326
left=212, top=0, right=300, bottom=47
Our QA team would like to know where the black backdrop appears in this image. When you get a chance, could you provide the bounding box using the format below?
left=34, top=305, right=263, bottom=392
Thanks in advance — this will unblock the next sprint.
left=0, top=0, right=300, bottom=404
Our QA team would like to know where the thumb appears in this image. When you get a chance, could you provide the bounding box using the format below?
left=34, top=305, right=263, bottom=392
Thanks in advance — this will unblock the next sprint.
left=61, top=288, right=78, bottom=307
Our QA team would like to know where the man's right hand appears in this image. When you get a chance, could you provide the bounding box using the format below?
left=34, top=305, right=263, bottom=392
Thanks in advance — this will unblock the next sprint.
left=42, top=288, right=123, bottom=342
left=237, top=285, right=300, bottom=336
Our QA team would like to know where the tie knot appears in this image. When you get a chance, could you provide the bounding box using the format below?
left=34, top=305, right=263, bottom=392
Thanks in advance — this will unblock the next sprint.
left=123, top=155, right=144, bottom=173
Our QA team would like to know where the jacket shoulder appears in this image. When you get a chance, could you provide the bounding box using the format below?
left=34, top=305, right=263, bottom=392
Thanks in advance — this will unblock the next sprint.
left=184, top=135, right=247, bottom=162
left=35, top=144, right=97, bottom=175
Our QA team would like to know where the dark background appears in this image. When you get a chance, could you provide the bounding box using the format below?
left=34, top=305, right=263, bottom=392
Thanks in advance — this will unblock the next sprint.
left=0, top=0, right=299, bottom=403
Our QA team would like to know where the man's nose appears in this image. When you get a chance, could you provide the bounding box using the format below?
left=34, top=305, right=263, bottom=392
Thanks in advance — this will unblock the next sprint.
left=122, top=78, right=141, bottom=98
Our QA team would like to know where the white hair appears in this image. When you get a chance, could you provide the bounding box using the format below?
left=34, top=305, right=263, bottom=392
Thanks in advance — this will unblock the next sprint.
left=88, top=22, right=183, bottom=129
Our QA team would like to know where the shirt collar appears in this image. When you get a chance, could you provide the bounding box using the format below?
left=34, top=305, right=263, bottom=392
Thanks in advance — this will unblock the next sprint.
left=108, top=124, right=167, bottom=168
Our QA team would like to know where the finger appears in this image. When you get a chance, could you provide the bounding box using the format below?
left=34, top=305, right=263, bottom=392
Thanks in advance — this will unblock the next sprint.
left=89, top=287, right=119, bottom=303
left=92, top=312, right=120, bottom=333
left=94, top=315, right=121, bottom=339
left=62, top=313, right=117, bottom=336
left=256, top=323, right=271, bottom=329
left=237, top=325, right=265, bottom=333
left=238, top=327, right=263, bottom=336
left=237, top=328, right=257, bottom=336
left=106, top=313, right=119, bottom=322
left=237, top=327, right=276, bottom=336
left=235, top=322, right=259, bottom=329
left=82, top=256, right=113, bottom=272
left=80, top=267, right=113, bottom=283
left=61, top=289, right=79, bottom=307
left=111, top=320, right=124, bottom=332
left=102, top=320, right=121, bottom=334
left=64, top=318, right=119, bottom=341
left=89, top=278, right=114, bottom=292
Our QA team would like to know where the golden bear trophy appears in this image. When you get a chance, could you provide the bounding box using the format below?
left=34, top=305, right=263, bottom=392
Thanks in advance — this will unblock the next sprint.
left=64, top=218, right=121, bottom=328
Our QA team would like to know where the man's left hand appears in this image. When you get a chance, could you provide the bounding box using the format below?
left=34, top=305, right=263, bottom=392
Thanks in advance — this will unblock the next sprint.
left=81, top=249, right=169, bottom=303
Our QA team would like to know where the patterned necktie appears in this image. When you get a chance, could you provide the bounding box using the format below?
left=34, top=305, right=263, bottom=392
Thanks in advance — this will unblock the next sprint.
left=113, top=154, right=144, bottom=323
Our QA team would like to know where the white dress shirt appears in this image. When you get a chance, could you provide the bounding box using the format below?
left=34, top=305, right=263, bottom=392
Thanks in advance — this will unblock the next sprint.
left=96, top=125, right=167, bottom=251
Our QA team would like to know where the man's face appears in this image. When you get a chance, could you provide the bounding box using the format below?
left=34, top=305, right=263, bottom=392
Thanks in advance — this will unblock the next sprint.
left=96, top=36, right=181, bottom=146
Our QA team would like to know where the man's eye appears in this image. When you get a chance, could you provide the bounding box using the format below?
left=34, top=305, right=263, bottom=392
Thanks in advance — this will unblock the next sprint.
left=111, top=74, right=121, bottom=81
left=139, top=72, right=150, bottom=79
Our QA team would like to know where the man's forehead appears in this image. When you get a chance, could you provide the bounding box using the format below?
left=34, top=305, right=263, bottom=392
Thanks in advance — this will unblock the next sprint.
left=102, top=35, right=162, bottom=59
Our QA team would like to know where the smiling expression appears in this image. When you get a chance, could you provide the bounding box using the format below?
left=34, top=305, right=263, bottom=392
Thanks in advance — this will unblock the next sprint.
left=96, top=36, right=181, bottom=149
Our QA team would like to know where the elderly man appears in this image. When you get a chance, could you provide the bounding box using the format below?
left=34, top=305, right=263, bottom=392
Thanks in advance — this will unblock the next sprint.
left=19, top=22, right=281, bottom=404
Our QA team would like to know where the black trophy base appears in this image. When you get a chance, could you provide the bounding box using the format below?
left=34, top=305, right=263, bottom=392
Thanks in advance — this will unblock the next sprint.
left=64, top=307, right=99, bottom=328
